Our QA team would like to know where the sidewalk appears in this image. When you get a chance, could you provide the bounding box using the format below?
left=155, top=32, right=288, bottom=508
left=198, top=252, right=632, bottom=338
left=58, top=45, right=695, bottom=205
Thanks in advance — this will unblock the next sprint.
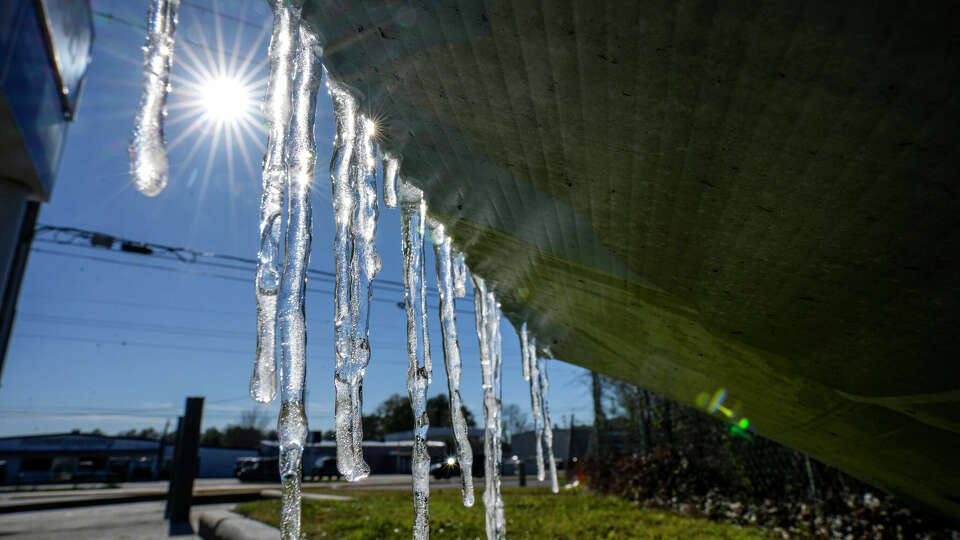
left=0, top=482, right=267, bottom=513
left=0, top=500, right=235, bottom=540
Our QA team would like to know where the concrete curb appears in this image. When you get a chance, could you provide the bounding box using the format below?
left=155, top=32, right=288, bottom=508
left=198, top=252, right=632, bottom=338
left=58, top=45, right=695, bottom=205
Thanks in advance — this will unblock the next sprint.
left=198, top=509, right=280, bottom=540
left=259, top=489, right=351, bottom=501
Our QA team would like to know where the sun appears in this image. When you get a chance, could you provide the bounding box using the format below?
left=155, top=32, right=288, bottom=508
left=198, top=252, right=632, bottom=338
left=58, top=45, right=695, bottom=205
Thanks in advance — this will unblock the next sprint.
left=198, top=76, right=255, bottom=124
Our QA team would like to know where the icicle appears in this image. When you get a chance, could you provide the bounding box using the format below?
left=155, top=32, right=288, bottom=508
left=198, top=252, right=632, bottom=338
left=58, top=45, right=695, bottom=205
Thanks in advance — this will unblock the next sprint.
left=251, top=0, right=299, bottom=404
left=452, top=251, right=468, bottom=298
left=428, top=217, right=475, bottom=507
left=519, top=323, right=531, bottom=381
left=330, top=81, right=382, bottom=480
left=473, top=276, right=505, bottom=540
left=275, top=22, right=321, bottom=540
left=129, top=0, right=180, bottom=197
left=401, top=180, right=432, bottom=539
left=328, top=83, right=362, bottom=480
left=538, top=354, right=560, bottom=493
left=382, top=152, right=400, bottom=209
left=523, top=330, right=545, bottom=481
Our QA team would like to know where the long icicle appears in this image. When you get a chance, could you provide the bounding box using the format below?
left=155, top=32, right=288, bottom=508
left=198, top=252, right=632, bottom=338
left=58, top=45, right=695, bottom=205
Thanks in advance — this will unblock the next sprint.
left=251, top=0, right=299, bottom=403
left=537, top=353, right=560, bottom=493
left=428, top=217, right=475, bottom=507
left=276, top=22, right=321, bottom=540
left=350, top=113, right=382, bottom=476
left=523, top=327, right=545, bottom=480
left=129, top=0, right=180, bottom=197
left=473, top=276, right=505, bottom=540
left=401, top=180, right=432, bottom=538
left=328, top=81, right=364, bottom=479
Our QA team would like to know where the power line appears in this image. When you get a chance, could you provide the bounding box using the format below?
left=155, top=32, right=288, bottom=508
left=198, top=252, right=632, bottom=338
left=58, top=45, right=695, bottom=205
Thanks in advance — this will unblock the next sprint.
left=34, top=224, right=425, bottom=295
left=180, top=0, right=266, bottom=30
left=29, top=246, right=425, bottom=313
left=25, top=294, right=255, bottom=317
left=18, top=312, right=255, bottom=340
left=92, top=10, right=255, bottom=63
left=12, top=332, right=414, bottom=360
left=29, top=245, right=477, bottom=316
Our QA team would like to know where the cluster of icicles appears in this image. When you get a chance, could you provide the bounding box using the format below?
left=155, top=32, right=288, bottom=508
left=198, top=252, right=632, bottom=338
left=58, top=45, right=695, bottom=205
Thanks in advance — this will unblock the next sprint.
left=127, top=1, right=558, bottom=538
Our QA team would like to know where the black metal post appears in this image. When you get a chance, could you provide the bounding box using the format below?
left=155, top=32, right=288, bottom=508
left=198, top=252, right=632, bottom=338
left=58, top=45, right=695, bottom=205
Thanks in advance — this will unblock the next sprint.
left=518, top=460, right=526, bottom=487
left=167, top=397, right=203, bottom=524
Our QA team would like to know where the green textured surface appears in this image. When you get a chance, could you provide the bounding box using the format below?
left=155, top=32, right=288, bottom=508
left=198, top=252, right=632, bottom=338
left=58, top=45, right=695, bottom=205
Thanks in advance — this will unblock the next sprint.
left=302, top=0, right=960, bottom=518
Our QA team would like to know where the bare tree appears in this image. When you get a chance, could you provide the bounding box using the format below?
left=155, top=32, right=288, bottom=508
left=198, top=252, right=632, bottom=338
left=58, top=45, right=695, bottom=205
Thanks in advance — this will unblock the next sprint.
left=239, top=406, right=271, bottom=432
left=502, top=404, right=531, bottom=443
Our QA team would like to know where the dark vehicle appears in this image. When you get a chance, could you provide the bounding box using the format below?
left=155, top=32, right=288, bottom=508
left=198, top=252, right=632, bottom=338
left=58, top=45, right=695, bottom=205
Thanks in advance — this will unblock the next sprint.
left=234, top=457, right=259, bottom=478
left=430, top=457, right=484, bottom=480
left=236, top=457, right=279, bottom=482
left=310, top=456, right=341, bottom=481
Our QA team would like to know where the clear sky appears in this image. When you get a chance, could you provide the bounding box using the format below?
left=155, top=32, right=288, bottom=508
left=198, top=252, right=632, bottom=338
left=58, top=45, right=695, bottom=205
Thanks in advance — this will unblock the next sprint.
left=0, top=0, right=593, bottom=437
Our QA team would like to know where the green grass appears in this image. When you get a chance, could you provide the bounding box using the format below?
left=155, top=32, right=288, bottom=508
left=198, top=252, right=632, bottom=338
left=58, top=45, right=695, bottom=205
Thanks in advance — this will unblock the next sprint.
left=235, top=487, right=770, bottom=539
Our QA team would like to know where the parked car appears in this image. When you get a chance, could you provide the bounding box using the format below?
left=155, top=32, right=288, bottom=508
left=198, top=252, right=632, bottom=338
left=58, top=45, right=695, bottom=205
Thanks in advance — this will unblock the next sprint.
left=430, top=456, right=484, bottom=479
left=310, top=456, right=341, bottom=481
left=236, top=457, right=279, bottom=482
left=234, top=457, right=259, bottom=478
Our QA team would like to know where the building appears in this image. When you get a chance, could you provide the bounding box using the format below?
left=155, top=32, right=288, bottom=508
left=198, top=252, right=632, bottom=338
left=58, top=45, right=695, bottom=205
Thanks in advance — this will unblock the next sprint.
left=384, top=426, right=485, bottom=443
left=258, top=439, right=448, bottom=475
left=511, top=427, right=592, bottom=470
left=0, top=432, right=252, bottom=484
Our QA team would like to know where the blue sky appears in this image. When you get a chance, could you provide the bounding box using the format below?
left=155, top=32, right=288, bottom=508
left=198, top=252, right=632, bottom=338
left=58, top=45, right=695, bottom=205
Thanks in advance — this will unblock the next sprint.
left=0, top=0, right=593, bottom=437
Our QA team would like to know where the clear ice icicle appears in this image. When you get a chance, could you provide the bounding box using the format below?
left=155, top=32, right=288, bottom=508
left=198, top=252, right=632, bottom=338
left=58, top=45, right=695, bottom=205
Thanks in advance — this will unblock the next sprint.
left=522, top=327, right=545, bottom=481
left=519, top=323, right=531, bottom=381
left=473, top=276, right=505, bottom=540
left=401, top=180, right=432, bottom=538
left=276, top=23, right=321, bottom=540
left=382, top=152, right=400, bottom=209
left=452, top=251, right=467, bottom=298
left=330, top=84, right=382, bottom=481
left=538, top=354, right=560, bottom=493
left=428, top=217, right=474, bottom=507
left=251, top=0, right=299, bottom=404
left=328, top=83, right=362, bottom=480
left=129, top=0, right=180, bottom=197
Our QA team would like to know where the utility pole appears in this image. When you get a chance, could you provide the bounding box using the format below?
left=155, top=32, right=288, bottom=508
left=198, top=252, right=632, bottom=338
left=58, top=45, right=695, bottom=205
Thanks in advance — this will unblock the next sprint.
left=590, top=371, right=606, bottom=457
left=156, top=419, right=170, bottom=479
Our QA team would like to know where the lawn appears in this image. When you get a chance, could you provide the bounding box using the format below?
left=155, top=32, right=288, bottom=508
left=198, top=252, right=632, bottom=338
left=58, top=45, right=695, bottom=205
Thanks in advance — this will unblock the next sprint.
left=235, top=486, right=770, bottom=539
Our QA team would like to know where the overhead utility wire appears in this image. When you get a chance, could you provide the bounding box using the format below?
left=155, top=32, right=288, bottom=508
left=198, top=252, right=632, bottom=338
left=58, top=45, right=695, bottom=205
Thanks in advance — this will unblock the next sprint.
left=92, top=10, right=258, bottom=63
left=13, top=333, right=414, bottom=360
left=34, top=224, right=416, bottom=293
left=31, top=225, right=477, bottom=315
left=180, top=0, right=266, bottom=29
left=29, top=247, right=471, bottom=316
